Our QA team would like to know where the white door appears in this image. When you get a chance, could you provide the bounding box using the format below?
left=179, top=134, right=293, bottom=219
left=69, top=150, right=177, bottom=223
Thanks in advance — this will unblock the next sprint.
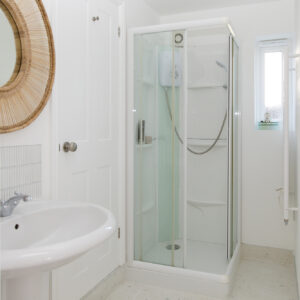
left=52, top=0, right=123, bottom=299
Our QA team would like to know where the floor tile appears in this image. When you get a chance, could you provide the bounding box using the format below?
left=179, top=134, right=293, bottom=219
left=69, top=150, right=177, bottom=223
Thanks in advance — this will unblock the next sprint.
left=105, top=255, right=298, bottom=300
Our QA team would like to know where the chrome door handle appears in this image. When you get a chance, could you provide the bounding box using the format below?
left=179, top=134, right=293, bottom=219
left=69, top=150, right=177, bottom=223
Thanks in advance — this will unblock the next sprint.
left=63, top=142, right=78, bottom=152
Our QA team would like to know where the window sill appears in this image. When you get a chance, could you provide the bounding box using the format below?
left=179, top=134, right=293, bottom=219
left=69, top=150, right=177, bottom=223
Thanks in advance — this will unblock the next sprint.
left=257, top=121, right=280, bottom=130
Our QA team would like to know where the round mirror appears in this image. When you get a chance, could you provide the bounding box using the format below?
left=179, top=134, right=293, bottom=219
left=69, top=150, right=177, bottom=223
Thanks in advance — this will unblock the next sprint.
left=0, top=3, right=21, bottom=87
left=0, top=0, right=55, bottom=133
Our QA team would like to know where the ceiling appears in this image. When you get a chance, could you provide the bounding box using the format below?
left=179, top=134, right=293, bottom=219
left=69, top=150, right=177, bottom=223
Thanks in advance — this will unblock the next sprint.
left=144, top=0, right=278, bottom=15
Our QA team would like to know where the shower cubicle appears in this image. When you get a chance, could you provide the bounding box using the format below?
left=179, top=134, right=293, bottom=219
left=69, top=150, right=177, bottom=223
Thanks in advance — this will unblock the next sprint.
left=127, top=19, right=240, bottom=287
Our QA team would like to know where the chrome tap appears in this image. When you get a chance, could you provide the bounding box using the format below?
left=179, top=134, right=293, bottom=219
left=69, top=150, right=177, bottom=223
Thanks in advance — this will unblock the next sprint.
left=0, top=192, right=32, bottom=217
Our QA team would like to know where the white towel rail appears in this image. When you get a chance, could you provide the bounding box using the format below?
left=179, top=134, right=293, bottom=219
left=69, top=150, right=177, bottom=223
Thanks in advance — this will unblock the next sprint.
left=283, top=48, right=290, bottom=224
left=283, top=52, right=299, bottom=223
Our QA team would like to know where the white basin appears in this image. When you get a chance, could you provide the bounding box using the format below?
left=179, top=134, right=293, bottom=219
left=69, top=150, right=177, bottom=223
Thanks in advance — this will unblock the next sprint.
left=1, top=201, right=116, bottom=277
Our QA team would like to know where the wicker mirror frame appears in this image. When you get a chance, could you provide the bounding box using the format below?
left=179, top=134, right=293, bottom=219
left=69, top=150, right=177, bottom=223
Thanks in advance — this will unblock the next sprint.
left=0, top=0, right=55, bottom=133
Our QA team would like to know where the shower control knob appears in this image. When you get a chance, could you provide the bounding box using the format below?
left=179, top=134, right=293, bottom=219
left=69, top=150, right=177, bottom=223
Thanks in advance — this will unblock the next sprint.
left=63, top=142, right=78, bottom=153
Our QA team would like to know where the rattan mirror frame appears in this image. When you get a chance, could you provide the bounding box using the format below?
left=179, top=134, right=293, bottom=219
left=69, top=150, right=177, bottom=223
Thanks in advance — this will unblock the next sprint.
left=0, top=0, right=55, bottom=133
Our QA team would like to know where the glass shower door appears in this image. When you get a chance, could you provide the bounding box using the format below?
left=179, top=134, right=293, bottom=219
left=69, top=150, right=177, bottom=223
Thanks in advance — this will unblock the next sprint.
left=133, top=31, right=185, bottom=268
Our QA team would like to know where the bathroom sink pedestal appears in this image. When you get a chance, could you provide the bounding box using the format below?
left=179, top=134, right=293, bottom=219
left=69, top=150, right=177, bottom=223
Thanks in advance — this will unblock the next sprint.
left=2, top=272, right=50, bottom=300
left=0, top=201, right=116, bottom=300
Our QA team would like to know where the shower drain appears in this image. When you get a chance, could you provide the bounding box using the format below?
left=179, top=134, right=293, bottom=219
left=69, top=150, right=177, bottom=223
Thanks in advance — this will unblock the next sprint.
left=166, top=244, right=181, bottom=251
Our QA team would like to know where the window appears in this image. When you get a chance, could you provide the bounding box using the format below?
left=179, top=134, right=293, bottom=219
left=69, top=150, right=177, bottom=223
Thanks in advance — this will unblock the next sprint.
left=264, top=52, right=283, bottom=120
left=255, top=39, right=289, bottom=129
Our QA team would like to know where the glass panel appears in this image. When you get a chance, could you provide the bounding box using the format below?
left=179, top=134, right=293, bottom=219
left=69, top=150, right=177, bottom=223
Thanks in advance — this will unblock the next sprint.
left=133, top=31, right=184, bottom=267
left=263, top=51, right=283, bottom=122
left=185, top=27, right=229, bottom=274
left=231, top=39, right=239, bottom=257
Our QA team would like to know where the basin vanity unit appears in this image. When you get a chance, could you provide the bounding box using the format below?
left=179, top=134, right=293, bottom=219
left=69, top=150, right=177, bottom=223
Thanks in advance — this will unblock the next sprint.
left=1, top=201, right=116, bottom=300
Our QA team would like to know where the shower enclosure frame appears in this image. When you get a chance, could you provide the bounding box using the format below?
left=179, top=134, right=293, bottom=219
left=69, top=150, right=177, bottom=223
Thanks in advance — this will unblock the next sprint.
left=126, top=18, right=242, bottom=298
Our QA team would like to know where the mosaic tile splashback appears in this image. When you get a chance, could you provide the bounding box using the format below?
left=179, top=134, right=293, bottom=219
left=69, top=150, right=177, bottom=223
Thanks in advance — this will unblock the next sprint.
left=0, top=145, right=42, bottom=202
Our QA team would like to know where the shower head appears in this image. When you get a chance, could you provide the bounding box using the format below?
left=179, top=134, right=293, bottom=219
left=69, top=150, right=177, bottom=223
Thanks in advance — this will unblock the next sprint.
left=216, top=60, right=228, bottom=72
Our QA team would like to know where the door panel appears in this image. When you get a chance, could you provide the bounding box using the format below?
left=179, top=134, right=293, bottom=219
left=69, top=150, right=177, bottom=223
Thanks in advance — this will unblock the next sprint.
left=53, top=0, right=121, bottom=299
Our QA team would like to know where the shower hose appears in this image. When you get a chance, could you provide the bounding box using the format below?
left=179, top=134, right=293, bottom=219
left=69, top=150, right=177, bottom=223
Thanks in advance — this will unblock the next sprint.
left=163, top=87, right=227, bottom=155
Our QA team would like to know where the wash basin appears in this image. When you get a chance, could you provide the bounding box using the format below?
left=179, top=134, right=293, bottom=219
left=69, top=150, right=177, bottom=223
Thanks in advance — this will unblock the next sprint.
left=1, top=201, right=116, bottom=277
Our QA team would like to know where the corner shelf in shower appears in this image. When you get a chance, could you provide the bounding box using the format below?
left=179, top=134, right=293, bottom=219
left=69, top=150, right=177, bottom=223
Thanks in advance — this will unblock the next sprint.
left=135, top=202, right=155, bottom=215
left=188, top=83, right=227, bottom=89
left=187, top=139, right=227, bottom=147
left=136, top=78, right=155, bottom=86
left=136, top=143, right=153, bottom=149
left=188, top=200, right=226, bottom=209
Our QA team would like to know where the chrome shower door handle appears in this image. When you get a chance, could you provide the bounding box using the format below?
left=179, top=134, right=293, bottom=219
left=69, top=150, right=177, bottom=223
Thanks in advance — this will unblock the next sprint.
left=63, top=142, right=78, bottom=153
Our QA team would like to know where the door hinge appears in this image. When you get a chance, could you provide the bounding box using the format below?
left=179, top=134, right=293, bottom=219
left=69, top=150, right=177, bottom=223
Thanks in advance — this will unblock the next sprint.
left=118, top=227, right=121, bottom=239
left=118, top=26, right=121, bottom=38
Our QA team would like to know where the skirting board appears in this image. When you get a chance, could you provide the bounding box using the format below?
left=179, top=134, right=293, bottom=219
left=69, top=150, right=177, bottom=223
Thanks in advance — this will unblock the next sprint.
left=82, top=267, right=125, bottom=300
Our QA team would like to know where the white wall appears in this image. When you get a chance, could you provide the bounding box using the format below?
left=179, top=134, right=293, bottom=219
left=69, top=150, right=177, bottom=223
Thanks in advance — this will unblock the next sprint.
left=293, top=0, right=300, bottom=292
left=125, top=0, right=159, bottom=28
left=160, top=0, right=296, bottom=250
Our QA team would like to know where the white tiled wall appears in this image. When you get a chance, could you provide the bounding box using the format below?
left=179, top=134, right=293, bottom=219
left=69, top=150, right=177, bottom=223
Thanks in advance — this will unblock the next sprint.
left=0, top=145, right=42, bottom=202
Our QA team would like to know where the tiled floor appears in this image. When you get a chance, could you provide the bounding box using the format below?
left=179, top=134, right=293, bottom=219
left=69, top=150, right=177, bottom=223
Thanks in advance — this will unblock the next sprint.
left=105, top=247, right=298, bottom=300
